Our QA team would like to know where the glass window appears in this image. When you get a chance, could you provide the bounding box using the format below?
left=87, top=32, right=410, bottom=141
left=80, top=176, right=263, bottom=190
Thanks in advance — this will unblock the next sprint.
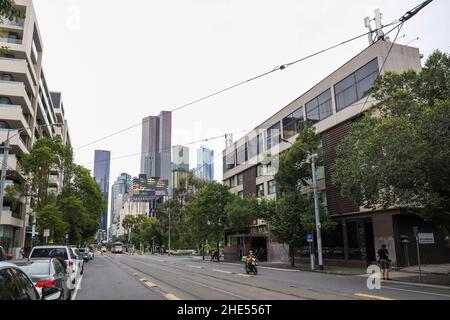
left=11, top=269, right=35, bottom=300
left=19, top=262, right=50, bottom=276
left=266, top=123, right=281, bottom=150
left=247, top=137, right=257, bottom=160
left=282, top=107, right=304, bottom=139
left=257, top=134, right=264, bottom=154
left=236, top=144, right=247, bottom=165
left=237, top=173, right=244, bottom=186
left=268, top=180, right=277, bottom=194
left=257, top=165, right=264, bottom=177
left=306, top=89, right=333, bottom=123
left=30, top=248, right=68, bottom=260
left=0, top=97, right=12, bottom=105
left=257, top=184, right=265, bottom=197
left=335, top=58, right=379, bottom=111
left=0, top=269, right=19, bottom=300
left=2, top=74, right=14, bottom=81
left=230, top=176, right=237, bottom=188
left=224, top=150, right=236, bottom=172
left=238, top=191, right=244, bottom=199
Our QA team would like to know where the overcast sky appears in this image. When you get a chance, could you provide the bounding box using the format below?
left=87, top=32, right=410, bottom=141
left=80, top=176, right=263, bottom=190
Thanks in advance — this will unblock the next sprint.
left=33, top=0, right=449, bottom=186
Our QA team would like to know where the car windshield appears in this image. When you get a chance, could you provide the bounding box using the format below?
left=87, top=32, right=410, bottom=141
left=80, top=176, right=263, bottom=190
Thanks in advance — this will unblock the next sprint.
left=19, top=262, right=50, bottom=276
left=31, top=248, right=68, bottom=260
left=78, top=249, right=86, bottom=253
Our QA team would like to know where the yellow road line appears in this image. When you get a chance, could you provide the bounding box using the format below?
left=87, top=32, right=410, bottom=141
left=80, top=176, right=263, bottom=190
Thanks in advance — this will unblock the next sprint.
left=133, top=273, right=138, bottom=276
left=165, top=294, right=181, bottom=300
left=213, top=269, right=232, bottom=274
left=354, top=293, right=394, bottom=300
left=140, top=279, right=157, bottom=288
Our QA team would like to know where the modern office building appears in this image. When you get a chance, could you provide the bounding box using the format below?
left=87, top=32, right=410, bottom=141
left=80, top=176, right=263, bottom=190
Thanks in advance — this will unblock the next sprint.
left=196, top=146, right=214, bottom=181
left=93, top=150, right=111, bottom=239
left=140, top=111, right=172, bottom=182
left=222, top=41, right=450, bottom=267
left=172, top=145, right=189, bottom=190
left=0, top=0, right=71, bottom=258
left=109, top=173, right=132, bottom=240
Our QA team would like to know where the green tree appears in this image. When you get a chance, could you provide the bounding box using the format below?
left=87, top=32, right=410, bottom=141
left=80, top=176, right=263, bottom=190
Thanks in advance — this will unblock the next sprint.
left=186, top=182, right=233, bottom=261
left=226, top=196, right=259, bottom=231
left=269, top=120, right=335, bottom=266
left=18, top=137, right=73, bottom=211
left=332, top=50, right=450, bottom=234
left=36, top=203, right=68, bottom=243
left=138, top=217, right=165, bottom=253
left=57, top=196, right=88, bottom=245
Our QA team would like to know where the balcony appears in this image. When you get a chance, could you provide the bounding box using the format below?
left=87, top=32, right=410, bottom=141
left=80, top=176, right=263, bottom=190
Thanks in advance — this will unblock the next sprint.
left=0, top=16, right=25, bottom=28
left=0, top=129, right=28, bottom=155
left=0, top=207, right=23, bottom=228
left=0, top=80, right=33, bottom=115
left=0, top=104, right=31, bottom=136
left=48, top=174, right=61, bottom=188
left=0, top=37, right=23, bottom=45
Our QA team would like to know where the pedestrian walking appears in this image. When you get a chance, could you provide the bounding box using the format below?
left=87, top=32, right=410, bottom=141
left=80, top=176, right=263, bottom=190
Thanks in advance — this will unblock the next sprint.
left=377, top=244, right=391, bottom=280
left=20, top=247, right=25, bottom=259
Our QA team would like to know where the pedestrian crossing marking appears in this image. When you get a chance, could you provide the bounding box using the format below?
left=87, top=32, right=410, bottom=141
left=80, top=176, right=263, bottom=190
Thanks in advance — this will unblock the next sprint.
left=165, top=294, right=181, bottom=300
left=354, top=293, right=394, bottom=300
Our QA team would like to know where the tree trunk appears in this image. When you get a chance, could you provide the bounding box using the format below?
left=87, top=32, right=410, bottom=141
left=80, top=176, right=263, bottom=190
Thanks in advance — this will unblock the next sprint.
left=202, top=241, right=205, bottom=261
left=216, top=241, right=220, bottom=262
left=290, top=244, right=295, bottom=267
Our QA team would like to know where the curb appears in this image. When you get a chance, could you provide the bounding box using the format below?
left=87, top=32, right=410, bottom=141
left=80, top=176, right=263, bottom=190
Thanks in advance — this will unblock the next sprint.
left=386, top=279, right=450, bottom=290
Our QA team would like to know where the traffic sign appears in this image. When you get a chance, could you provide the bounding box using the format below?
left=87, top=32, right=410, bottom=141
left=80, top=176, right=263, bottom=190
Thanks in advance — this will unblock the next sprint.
left=418, top=233, right=435, bottom=244
left=43, top=229, right=50, bottom=237
left=307, top=234, right=313, bottom=242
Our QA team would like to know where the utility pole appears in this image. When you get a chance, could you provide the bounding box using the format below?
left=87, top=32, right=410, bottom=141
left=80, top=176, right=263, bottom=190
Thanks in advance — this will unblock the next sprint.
left=311, top=154, right=324, bottom=270
left=168, top=208, right=171, bottom=256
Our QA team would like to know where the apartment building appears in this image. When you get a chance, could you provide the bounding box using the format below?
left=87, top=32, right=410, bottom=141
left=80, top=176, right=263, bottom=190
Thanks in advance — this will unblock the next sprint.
left=222, top=41, right=450, bottom=267
left=0, top=0, right=71, bottom=258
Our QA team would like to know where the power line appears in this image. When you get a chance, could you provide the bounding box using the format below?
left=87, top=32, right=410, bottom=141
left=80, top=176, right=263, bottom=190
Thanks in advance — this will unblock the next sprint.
left=73, top=24, right=396, bottom=152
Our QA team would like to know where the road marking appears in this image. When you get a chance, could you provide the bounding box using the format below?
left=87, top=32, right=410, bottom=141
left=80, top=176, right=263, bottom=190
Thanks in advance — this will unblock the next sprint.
left=382, top=286, right=450, bottom=298
left=71, top=275, right=83, bottom=300
left=354, top=293, right=394, bottom=300
left=133, top=273, right=138, bottom=276
left=140, top=279, right=158, bottom=288
left=187, top=265, right=202, bottom=269
left=237, top=274, right=252, bottom=278
left=213, top=269, right=232, bottom=274
left=259, top=266, right=300, bottom=272
left=165, top=294, right=181, bottom=300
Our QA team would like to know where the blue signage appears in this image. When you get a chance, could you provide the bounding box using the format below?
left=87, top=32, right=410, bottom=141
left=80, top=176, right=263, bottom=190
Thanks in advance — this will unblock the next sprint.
left=307, top=234, right=313, bottom=242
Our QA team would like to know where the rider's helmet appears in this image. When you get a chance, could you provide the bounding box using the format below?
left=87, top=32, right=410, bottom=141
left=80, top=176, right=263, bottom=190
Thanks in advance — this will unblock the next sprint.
left=248, top=250, right=253, bottom=255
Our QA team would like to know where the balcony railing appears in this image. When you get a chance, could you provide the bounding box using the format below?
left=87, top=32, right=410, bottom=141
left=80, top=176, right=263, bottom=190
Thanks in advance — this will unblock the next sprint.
left=0, top=37, right=22, bottom=45
left=0, top=16, right=25, bottom=27
left=0, top=103, right=21, bottom=109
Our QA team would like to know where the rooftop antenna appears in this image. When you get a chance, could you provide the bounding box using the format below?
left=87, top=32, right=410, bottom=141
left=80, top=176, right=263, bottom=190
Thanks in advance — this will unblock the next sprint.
left=364, top=8, right=385, bottom=45
left=225, top=133, right=233, bottom=148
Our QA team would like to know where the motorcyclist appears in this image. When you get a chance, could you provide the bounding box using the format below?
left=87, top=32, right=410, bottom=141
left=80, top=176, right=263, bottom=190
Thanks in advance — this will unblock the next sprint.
left=246, top=250, right=256, bottom=267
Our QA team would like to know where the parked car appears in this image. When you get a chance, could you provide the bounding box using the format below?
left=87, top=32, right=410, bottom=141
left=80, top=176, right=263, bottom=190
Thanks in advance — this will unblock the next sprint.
left=77, top=248, right=91, bottom=262
left=29, top=245, right=80, bottom=292
left=0, top=246, right=7, bottom=262
left=12, top=258, right=71, bottom=300
left=70, top=247, right=84, bottom=276
left=0, top=262, right=63, bottom=300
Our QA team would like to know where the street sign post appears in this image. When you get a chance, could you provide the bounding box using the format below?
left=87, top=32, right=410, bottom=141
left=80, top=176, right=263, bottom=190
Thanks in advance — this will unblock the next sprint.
left=44, top=229, right=50, bottom=244
left=307, top=234, right=314, bottom=271
left=418, top=233, right=435, bottom=244
left=413, top=226, right=422, bottom=282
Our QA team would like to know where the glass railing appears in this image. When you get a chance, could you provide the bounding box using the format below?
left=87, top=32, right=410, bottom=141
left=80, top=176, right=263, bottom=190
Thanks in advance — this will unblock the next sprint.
left=0, top=79, right=24, bottom=86
left=0, top=16, right=25, bottom=27
left=0, top=37, right=22, bottom=44
left=0, top=103, right=20, bottom=108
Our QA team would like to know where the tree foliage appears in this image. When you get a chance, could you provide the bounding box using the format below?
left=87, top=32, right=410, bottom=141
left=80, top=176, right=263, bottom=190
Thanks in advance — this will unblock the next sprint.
left=332, top=50, right=450, bottom=234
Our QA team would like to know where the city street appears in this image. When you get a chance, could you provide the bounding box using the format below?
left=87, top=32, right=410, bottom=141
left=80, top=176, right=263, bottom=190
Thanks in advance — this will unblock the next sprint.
left=74, top=254, right=450, bottom=300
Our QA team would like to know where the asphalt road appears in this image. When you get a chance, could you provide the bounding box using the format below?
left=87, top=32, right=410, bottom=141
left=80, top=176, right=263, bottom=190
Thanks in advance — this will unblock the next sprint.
left=74, top=255, right=163, bottom=300
left=75, top=253, right=450, bottom=300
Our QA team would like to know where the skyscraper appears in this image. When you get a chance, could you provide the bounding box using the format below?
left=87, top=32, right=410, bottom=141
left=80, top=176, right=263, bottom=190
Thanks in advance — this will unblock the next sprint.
left=110, top=173, right=132, bottom=240
left=93, top=150, right=111, bottom=238
left=172, top=145, right=190, bottom=189
left=140, top=111, right=172, bottom=182
left=196, top=146, right=214, bottom=181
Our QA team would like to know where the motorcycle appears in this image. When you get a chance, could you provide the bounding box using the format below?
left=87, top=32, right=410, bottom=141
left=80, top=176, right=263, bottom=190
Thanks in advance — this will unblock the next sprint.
left=245, top=257, right=258, bottom=275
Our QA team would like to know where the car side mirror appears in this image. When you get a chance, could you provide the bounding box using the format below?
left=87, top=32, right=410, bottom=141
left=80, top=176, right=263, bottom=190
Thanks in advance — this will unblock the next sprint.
left=41, top=286, right=62, bottom=301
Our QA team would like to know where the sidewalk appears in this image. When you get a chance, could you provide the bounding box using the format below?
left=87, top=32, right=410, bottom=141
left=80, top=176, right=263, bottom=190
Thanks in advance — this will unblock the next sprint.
left=223, top=259, right=450, bottom=288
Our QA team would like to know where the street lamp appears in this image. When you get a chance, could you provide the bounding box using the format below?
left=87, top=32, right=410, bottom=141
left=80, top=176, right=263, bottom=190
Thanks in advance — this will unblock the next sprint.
left=281, top=138, right=324, bottom=270
left=0, top=123, right=65, bottom=246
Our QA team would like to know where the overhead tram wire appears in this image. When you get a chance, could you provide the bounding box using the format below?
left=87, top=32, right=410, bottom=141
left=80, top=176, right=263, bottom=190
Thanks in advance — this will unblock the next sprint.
left=73, top=23, right=397, bottom=152
left=73, top=1, right=433, bottom=153
left=80, top=128, right=252, bottom=167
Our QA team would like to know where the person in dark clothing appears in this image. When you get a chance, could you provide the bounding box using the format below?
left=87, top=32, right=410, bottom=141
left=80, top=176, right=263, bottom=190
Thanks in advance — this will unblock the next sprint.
left=377, top=244, right=391, bottom=280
